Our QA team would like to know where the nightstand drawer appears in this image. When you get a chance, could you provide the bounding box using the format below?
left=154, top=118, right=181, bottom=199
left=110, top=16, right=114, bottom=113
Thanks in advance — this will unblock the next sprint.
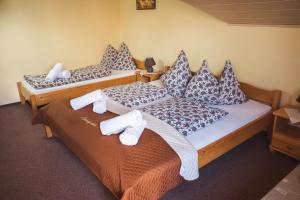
left=271, top=138, right=300, bottom=158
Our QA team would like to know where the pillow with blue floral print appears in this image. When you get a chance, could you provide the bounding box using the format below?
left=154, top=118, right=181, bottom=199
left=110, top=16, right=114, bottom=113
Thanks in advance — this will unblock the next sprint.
left=160, top=50, right=192, bottom=97
left=185, top=60, right=247, bottom=105
left=111, top=42, right=136, bottom=70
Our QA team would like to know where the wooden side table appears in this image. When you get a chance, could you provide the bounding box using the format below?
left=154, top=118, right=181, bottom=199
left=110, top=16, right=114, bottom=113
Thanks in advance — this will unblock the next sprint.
left=138, top=71, right=164, bottom=82
left=269, top=107, right=300, bottom=160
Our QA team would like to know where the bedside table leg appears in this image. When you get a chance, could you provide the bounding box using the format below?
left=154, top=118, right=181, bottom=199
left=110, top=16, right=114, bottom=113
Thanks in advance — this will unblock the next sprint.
left=44, top=125, right=53, bottom=138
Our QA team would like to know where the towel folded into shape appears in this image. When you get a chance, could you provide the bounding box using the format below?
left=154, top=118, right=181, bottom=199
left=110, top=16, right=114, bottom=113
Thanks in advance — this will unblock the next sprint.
left=70, top=89, right=104, bottom=110
left=57, top=70, right=71, bottom=79
left=119, top=119, right=147, bottom=146
left=100, top=110, right=143, bottom=136
left=93, top=100, right=107, bottom=114
left=45, top=63, right=63, bottom=81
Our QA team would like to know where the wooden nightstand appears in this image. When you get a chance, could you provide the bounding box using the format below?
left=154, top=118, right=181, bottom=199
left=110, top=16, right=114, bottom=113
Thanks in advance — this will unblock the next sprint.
left=269, top=107, right=300, bottom=160
left=139, top=71, right=163, bottom=82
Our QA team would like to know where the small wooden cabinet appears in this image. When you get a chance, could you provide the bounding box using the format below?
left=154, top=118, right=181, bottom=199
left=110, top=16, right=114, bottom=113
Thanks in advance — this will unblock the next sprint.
left=139, top=71, right=163, bottom=82
left=270, top=107, right=300, bottom=160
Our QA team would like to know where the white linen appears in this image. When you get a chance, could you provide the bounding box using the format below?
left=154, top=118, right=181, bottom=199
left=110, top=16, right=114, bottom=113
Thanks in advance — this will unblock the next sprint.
left=185, top=100, right=272, bottom=150
left=92, top=100, right=107, bottom=114
left=45, top=63, right=63, bottom=81
left=22, top=70, right=137, bottom=94
left=106, top=99, right=199, bottom=181
left=57, top=70, right=71, bottom=79
left=119, top=120, right=147, bottom=146
left=100, top=110, right=143, bottom=136
left=70, top=89, right=104, bottom=110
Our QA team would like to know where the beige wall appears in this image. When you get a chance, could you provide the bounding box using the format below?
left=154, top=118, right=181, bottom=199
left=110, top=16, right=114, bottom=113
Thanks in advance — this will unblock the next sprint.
left=120, top=0, right=300, bottom=105
left=0, top=0, right=120, bottom=105
left=1, top=0, right=299, bottom=106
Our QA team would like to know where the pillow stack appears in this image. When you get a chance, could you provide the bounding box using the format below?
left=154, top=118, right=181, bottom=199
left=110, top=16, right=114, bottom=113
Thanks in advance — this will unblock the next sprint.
left=100, top=42, right=136, bottom=70
left=184, top=60, right=247, bottom=105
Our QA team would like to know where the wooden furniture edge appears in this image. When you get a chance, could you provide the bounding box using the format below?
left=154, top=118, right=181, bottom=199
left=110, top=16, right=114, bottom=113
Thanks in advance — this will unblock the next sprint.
left=17, top=82, right=26, bottom=104
left=44, top=125, right=53, bottom=138
left=198, top=83, right=281, bottom=167
left=198, top=112, right=272, bottom=167
left=18, top=74, right=139, bottom=116
left=133, top=58, right=146, bottom=70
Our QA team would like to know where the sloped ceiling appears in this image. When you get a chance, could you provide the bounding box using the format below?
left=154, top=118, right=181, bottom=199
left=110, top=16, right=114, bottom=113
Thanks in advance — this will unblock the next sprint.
left=182, top=0, right=300, bottom=25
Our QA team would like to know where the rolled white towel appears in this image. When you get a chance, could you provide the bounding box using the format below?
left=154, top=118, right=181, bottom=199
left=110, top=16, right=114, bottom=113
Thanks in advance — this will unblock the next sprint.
left=70, top=89, right=104, bottom=110
left=100, top=110, right=143, bottom=136
left=93, top=100, right=107, bottom=114
left=45, top=63, right=63, bottom=81
left=119, top=120, right=147, bottom=146
left=57, top=70, right=71, bottom=79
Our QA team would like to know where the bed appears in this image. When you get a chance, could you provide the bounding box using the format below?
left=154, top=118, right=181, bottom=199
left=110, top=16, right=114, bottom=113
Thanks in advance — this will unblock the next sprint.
left=35, top=79, right=281, bottom=199
left=17, top=58, right=146, bottom=115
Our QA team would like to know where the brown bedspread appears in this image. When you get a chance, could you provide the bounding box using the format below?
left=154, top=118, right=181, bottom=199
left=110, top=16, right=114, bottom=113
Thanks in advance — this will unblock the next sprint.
left=36, top=100, right=182, bottom=200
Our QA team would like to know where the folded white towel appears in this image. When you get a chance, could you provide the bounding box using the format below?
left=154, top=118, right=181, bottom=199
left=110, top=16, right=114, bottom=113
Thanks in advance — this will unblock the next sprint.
left=100, top=110, right=143, bottom=136
left=119, top=120, right=147, bottom=146
left=57, top=70, right=71, bottom=79
left=93, top=100, right=107, bottom=114
left=45, top=63, right=63, bottom=81
left=70, top=89, right=104, bottom=110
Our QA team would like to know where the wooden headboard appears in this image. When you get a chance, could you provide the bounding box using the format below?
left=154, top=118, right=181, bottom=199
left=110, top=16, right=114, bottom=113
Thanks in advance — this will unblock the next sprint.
left=240, top=82, right=281, bottom=111
left=168, top=69, right=281, bottom=110
left=133, top=58, right=146, bottom=70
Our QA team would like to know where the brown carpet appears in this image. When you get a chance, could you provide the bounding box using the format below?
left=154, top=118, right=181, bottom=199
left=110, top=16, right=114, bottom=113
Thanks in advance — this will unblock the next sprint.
left=0, top=103, right=298, bottom=200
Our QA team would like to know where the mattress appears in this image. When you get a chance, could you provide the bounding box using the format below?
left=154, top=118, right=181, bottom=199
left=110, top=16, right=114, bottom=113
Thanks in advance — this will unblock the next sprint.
left=185, top=100, right=272, bottom=150
left=22, top=70, right=137, bottom=94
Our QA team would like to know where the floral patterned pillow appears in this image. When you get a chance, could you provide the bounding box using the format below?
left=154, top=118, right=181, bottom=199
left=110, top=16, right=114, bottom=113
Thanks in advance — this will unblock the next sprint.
left=142, top=98, right=228, bottom=136
left=111, top=42, right=136, bottom=70
left=185, top=60, right=247, bottom=105
left=218, top=61, right=247, bottom=105
left=184, top=60, right=220, bottom=105
left=100, top=45, right=118, bottom=68
left=160, top=50, right=192, bottom=97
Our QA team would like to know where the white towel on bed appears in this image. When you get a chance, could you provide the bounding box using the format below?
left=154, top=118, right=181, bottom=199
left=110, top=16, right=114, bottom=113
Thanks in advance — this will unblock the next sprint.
left=70, top=89, right=104, bottom=110
left=45, top=63, right=63, bottom=81
left=100, top=110, right=143, bottom=136
left=93, top=100, right=107, bottom=114
left=57, top=70, right=71, bottom=79
left=119, top=119, right=147, bottom=146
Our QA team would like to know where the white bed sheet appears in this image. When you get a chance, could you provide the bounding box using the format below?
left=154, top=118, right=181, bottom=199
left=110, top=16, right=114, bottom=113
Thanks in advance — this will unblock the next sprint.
left=22, top=70, right=137, bottom=94
left=185, top=100, right=271, bottom=150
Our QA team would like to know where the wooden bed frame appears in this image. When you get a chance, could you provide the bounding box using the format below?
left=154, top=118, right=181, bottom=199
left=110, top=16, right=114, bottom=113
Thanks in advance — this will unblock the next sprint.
left=17, top=59, right=145, bottom=115
left=42, top=78, right=281, bottom=169
left=198, top=82, right=281, bottom=167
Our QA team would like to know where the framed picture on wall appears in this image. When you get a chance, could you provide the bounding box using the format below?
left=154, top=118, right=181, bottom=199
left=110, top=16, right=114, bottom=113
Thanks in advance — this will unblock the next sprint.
left=136, top=0, right=156, bottom=10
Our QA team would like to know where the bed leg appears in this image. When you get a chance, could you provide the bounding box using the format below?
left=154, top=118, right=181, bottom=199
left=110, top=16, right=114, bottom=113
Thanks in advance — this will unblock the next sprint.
left=30, top=95, right=38, bottom=115
left=135, top=70, right=141, bottom=81
left=17, top=82, right=26, bottom=104
left=44, top=125, right=53, bottom=138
